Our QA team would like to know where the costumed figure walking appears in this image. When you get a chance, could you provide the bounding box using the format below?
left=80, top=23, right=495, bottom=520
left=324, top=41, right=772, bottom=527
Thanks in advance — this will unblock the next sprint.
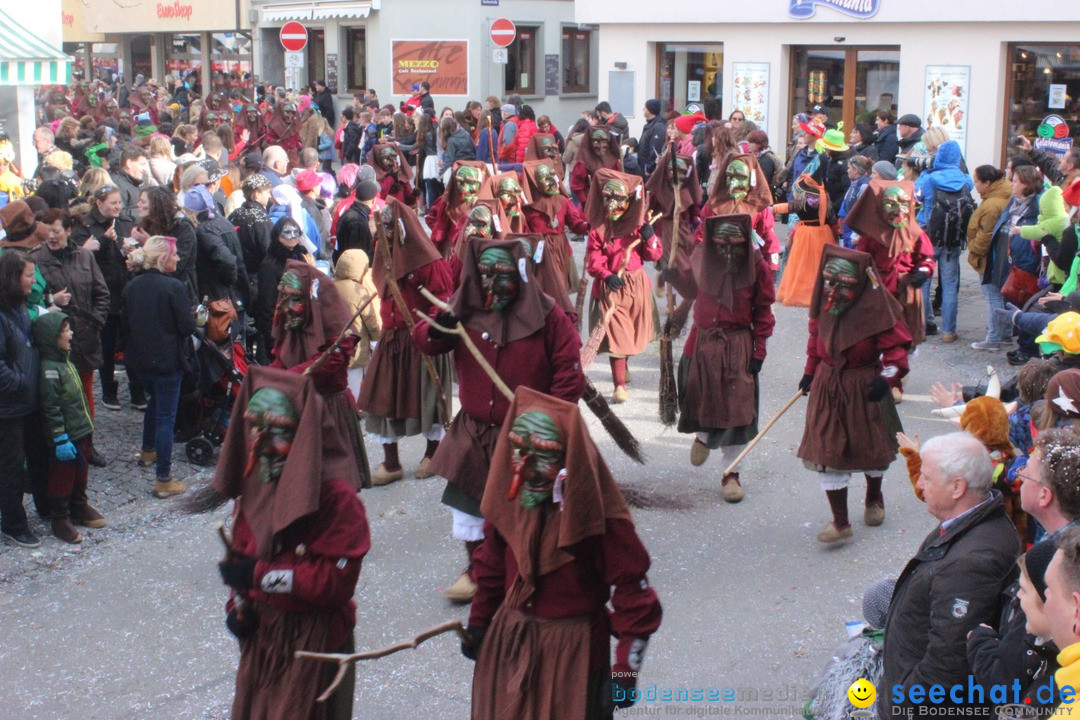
left=448, top=199, right=506, bottom=283
left=426, top=160, right=489, bottom=257
left=372, top=141, right=417, bottom=208
left=266, top=103, right=303, bottom=169
left=585, top=169, right=662, bottom=403
left=413, top=238, right=585, bottom=603
left=570, top=125, right=622, bottom=206
left=463, top=386, right=663, bottom=720
left=662, top=214, right=775, bottom=503
left=521, top=159, right=589, bottom=319
left=523, top=132, right=565, bottom=177
left=843, top=178, right=936, bottom=356
left=797, top=245, right=911, bottom=543
left=645, top=148, right=702, bottom=277
left=212, top=367, right=371, bottom=720
left=270, top=260, right=369, bottom=488
left=358, top=197, right=455, bottom=484
left=774, top=125, right=845, bottom=307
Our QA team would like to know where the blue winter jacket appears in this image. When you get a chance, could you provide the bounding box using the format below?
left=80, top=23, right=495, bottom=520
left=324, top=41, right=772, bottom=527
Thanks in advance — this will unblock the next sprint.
left=838, top=175, right=870, bottom=248
left=914, top=141, right=973, bottom=227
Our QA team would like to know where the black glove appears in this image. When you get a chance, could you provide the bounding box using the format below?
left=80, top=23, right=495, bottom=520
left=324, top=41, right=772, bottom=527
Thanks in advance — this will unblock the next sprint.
left=605, top=274, right=625, bottom=292
left=226, top=604, right=258, bottom=639
left=866, top=376, right=890, bottom=402
left=748, top=357, right=763, bottom=375
left=428, top=311, right=460, bottom=341
left=461, top=625, right=486, bottom=661
left=908, top=269, right=930, bottom=288
left=218, top=556, right=257, bottom=590
left=639, top=223, right=655, bottom=241
left=798, top=373, right=814, bottom=395
left=389, top=181, right=402, bottom=194
left=658, top=267, right=679, bottom=285
left=654, top=257, right=668, bottom=272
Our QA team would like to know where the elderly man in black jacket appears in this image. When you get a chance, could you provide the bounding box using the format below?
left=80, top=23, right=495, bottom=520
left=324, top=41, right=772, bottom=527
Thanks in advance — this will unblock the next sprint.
left=880, top=432, right=1021, bottom=719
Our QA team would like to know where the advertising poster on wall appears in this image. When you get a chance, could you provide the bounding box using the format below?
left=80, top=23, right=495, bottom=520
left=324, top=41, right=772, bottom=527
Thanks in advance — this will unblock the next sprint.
left=732, top=62, right=769, bottom=127
left=391, top=40, right=469, bottom=96
left=924, top=65, right=970, bottom=157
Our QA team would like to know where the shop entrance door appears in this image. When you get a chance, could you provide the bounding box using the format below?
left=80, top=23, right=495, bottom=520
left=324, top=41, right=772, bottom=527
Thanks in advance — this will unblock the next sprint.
left=790, top=46, right=899, bottom=141
left=307, top=30, right=325, bottom=89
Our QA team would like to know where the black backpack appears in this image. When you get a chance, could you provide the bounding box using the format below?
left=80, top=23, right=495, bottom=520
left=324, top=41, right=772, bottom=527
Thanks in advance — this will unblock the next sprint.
left=927, top=186, right=975, bottom=250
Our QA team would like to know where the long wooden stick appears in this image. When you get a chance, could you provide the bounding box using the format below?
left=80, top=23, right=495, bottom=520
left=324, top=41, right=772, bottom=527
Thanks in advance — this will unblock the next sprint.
left=722, top=390, right=804, bottom=476
left=374, top=215, right=452, bottom=426
left=415, top=289, right=514, bottom=402
left=295, top=620, right=470, bottom=702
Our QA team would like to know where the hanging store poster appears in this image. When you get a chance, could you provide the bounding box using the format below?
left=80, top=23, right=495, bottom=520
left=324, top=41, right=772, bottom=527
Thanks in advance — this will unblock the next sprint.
left=924, top=65, right=970, bottom=158
left=732, top=62, right=769, bottom=127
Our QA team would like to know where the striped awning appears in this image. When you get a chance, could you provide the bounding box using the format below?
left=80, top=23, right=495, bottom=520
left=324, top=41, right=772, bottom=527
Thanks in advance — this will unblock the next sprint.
left=0, top=9, right=71, bottom=86
left=261, top=1, right=374, bottom=22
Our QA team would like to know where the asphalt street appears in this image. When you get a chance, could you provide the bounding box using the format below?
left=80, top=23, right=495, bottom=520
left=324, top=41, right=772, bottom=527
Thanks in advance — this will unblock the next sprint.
left=0, top=238, right=1014, bottom=720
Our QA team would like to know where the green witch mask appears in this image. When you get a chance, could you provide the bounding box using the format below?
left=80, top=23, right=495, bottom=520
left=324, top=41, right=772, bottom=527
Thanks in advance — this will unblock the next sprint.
left=507, top=410, right=565, bottom=508
left=243, top=387, right=300, bottom=484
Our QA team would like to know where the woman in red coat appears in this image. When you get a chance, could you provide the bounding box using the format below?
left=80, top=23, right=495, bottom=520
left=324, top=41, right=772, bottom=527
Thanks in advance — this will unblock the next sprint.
left=413, top=238, right=585, bottom=603
left=464, top=387, right=662, bottom=720
left=797, top=245, right=911, bottom=543
left=584, top=168, right=663, bottom=403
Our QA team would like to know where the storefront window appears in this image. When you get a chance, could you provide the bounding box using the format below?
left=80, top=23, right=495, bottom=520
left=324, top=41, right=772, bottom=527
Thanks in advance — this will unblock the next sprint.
left=166, top=34, right=202, bottom=84
left=506, top=26, right=538, bottom=96
left=307, top=29, right=325, bottom=89
left=1007, top=43, right=1080, bottom=157
left=657, top=43, right=722, bottom=114
left=211, top=32, right=252, bottom=91
left=346, top=28, right=366, bottom=92
left=562, top=28, right=590, bottom=94
left=791, top=46, right=899, bottom=139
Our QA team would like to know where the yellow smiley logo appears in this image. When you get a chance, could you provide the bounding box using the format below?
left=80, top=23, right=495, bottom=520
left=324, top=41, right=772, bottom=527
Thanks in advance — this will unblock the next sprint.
left=847, top=678, right=876, bottom=708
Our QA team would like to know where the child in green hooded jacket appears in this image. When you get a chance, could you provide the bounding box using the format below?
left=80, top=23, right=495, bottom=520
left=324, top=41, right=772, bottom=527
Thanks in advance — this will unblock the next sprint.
left=33, top=312, right=105, bottom=543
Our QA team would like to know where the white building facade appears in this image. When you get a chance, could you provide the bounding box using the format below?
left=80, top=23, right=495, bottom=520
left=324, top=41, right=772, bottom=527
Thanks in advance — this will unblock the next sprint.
left=576, top=0, right=1080, bottom=165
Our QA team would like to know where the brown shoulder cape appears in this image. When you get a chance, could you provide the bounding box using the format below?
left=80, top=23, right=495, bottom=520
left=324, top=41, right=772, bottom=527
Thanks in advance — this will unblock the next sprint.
left=439, top=159, right=490, bottom=227
left=809, top=244, right=905, bottom=358
left=576, top=124, right=622, bottom=176
left=524, top=132, right=565, bottom=174
left=584, top=168, right=646, bottom=239
left=451, top=237, right=554, bottom=347
left=271, top=260, right=352, bottom=370
left=521, top=159, right=568, bottom=225
left=372, top=196, right=442, bottom=292
left=480, top=386, right=631, bottom=609
left=693, top=213, right=758, bottom=310
left=842, top=178, right=920, bottom=258
left=372, top=140, right=415, bottom=184
left=645, top=148, right=703, bottom=214
left=708, top=152, right=773, bottom=216
left=213, top=366, right=356, bottom=559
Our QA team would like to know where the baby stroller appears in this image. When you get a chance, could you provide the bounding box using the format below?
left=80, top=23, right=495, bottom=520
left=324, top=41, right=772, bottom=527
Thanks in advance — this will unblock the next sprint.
left=185, top=300, right=248, bottom=466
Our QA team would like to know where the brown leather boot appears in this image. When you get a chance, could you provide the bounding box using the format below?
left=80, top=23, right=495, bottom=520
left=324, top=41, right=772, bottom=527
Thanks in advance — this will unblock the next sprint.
left=71, top=504, right=106, bottom=529
left=51, top=517, right=83, bottom=544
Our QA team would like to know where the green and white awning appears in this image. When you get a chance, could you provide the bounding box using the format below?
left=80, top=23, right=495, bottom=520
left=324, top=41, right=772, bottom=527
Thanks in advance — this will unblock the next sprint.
left=0, top=8, right=71, bottom=86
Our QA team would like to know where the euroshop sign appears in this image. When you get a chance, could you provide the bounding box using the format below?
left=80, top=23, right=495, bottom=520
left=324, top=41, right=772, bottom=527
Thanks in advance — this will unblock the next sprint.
left=789, top=0, right=881, bottom=19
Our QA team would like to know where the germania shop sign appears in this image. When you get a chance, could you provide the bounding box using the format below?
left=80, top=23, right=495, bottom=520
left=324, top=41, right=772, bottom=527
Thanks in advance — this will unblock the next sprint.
left=789, top=0, right=881, bottom=19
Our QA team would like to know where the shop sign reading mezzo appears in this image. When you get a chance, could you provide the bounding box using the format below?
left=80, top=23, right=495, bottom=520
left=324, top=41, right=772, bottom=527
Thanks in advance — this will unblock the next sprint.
left=789, top=0, right=880, bottom=19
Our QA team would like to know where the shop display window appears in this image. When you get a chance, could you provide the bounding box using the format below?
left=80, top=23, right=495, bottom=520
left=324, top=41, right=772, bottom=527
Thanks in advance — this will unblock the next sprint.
left=505, top=26, right=538, bottom=96
left=657, top=43, right=723, bottom=113
left=1007, top=43, right=1080, bottom=158
left=562, top=28, right=591, bottom=94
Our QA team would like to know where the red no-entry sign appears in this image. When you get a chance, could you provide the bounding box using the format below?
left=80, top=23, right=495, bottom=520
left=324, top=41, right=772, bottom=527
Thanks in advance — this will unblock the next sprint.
left=489, top=18, right=516, bottom=48
left=279, top=21, right=308, bottom=52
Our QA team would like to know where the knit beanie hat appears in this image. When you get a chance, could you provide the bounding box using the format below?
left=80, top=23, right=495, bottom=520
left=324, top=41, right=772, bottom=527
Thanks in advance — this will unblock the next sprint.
left=645, top=99, right=661, bottom=116
left=872, top=161, right=898, bottom=180
left=1024, top=540, right=1056, bottom=602
left=674, top=111, right=706, bottom=135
